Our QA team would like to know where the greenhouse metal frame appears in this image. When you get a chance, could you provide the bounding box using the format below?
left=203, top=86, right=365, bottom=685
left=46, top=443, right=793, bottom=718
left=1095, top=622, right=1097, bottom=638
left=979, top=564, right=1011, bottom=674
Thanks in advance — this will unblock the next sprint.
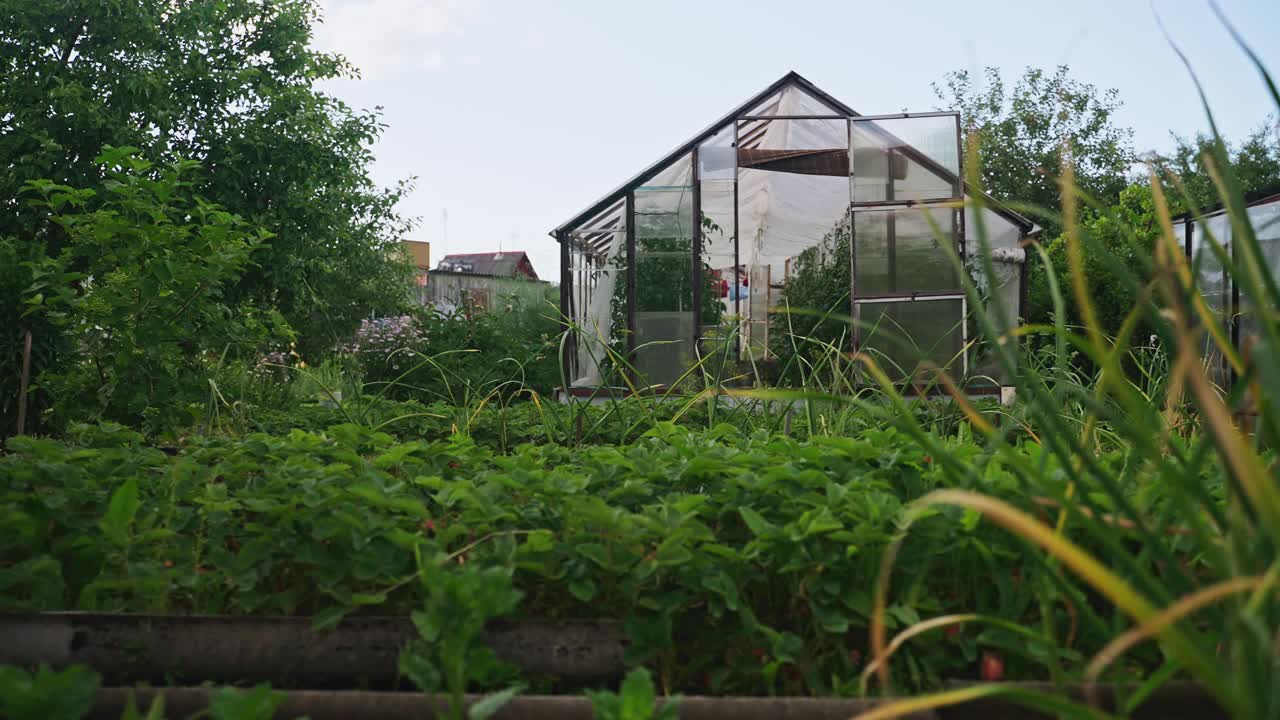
left=551, top=71, right=1035, bottom=395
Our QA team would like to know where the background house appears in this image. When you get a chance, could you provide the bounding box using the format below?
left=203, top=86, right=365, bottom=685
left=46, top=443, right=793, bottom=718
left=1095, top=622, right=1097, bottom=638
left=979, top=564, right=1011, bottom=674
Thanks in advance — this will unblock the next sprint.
left=425, top=251, right=548, bottom=312
left=435, top=251, right=540, bottom=280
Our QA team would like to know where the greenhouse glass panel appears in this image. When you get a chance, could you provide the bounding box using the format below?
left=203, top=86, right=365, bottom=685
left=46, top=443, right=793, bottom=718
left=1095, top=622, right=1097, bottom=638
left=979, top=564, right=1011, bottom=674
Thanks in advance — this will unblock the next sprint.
left=699, top=126, right=738, bottom=362
left=1193, top=214, right=1231, bottom=388
left=1239, top=201, right=1280, bottom=344
left=965, top=207, right=1024, bottom=384
left=1196, top=214, right=1231, bottom=315
left=847, top=114, right=967, bottom=383
left=850, top=115, right=961, bottom=205
left=858, top=298, right=965, bottom=379
left=853, top=206, right=960, bottom=297
left=634, top=153, right=696, bottom=388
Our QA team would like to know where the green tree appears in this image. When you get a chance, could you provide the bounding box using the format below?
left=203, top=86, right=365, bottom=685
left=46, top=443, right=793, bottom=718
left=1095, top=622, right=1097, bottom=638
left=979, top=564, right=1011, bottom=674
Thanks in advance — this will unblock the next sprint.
left=0, top=0, right=414, bottom=357
left=0, top=236, right=69, bottom=436
left=933, top=65, right=1136, bottom=236
left=1153, top=116, right=1280, bottom=212
left=1026, top=121, right=1280, bottom=342
left=1027, top=183, right=1160, bottom=341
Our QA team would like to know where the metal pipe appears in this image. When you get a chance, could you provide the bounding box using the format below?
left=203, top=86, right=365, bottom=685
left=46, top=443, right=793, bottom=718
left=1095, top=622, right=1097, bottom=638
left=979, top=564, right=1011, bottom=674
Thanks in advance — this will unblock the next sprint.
left=558, top=231, right=572, bottom=393
left=852, top=110, right=961, bottom=121
left=847, top=117, right=859, bottom=356
left=691, top=146, right=703, bottom=365
left=735, top=114, right=849, bottom=121
left=853, top=293, right=968, bottom=305
left=1230, top=232, right=1240, bottom=389
left=733, top=121, right=741, bottom=364
left=886, top=154, right=897, bottom=294
left=625, top=192, right=637, bottom=384
left=91, top=689, right=927, bottom=720
left=89, top=682, right=1226, bottom=720
left=850, top=199, right=955, bottom=209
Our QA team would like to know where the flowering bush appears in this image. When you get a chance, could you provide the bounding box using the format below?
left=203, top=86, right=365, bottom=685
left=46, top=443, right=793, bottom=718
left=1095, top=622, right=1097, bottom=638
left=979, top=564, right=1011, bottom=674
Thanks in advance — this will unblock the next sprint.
left=252, top=342, right=304, bottom=384
left=341, top=315, right=426, bottom=378
left=343, top=315, right=425, bottom=356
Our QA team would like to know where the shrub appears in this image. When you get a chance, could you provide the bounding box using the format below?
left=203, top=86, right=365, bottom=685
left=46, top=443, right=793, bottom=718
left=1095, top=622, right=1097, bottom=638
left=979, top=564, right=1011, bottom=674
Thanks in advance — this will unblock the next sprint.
left=351, top=291, right=560, bottom=403
left=23, top=148, right=291, bottom=433
left=0, top=236, right=70, bottom=438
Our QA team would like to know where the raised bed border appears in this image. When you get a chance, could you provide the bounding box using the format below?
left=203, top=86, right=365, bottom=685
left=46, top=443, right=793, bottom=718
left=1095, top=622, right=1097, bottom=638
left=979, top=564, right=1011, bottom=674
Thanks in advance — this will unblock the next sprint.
left=88, top=684, right=1226, bottom=720
left=0, top=613, right=626, bottom=686
left=91, top=688, right=926, bottom=720
left=3, top=613, right=1227, bottom=719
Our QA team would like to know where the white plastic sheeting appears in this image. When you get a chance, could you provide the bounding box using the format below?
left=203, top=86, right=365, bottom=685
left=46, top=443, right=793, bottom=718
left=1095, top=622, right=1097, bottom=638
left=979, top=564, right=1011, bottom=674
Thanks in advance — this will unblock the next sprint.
left=568, top=228, right=624, bottom=388
left=737, top=89, right=848, bottom=271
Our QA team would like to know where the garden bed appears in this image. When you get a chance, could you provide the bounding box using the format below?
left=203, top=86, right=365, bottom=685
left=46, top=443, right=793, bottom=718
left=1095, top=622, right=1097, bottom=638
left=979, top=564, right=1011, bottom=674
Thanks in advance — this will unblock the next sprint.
left=0, top=613, right=1228, bottom=719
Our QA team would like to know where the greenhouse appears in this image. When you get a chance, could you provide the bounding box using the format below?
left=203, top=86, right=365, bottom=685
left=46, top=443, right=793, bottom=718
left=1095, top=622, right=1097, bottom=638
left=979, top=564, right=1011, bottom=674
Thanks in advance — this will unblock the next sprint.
left=552, top=72, right=1035, bottom=395
left=1174, top=188, right=1280, bottom=390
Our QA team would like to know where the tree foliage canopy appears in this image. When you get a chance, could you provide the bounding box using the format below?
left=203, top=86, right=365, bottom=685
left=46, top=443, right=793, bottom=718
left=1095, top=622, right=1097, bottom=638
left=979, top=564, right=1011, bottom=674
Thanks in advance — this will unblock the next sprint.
left=0, top=0, right=414, bottom=353
left=933, top=65, right=1136, bottom=236
left=1154, top=117, right=1280, bottom=213
left=1026, top=119, right=1280, bottom=340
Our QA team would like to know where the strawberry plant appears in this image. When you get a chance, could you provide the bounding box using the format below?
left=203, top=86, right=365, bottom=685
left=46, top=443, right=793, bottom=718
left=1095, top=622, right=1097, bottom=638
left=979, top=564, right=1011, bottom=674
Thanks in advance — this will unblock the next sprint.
left=0, top=665, right=100, bottom=720
left=0, top=419, right=1218, bottom=695
left=398, top=557, right=524, bottom=720
left=587, top=668, right=679, bottom=720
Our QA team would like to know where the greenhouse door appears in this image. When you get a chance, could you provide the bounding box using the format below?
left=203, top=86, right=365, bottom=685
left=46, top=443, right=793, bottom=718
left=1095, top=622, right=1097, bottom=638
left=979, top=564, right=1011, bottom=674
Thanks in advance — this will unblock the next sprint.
left=848, top=113, right=967, bottom=382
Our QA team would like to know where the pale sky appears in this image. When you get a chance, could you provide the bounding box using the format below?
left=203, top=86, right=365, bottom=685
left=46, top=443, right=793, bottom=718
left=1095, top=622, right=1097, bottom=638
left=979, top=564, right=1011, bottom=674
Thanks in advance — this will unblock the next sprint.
left=311, top=0, right=1280, bottom=281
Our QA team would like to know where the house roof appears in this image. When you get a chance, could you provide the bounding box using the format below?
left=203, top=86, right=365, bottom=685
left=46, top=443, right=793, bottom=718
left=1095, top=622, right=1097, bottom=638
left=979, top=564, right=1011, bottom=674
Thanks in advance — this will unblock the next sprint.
left=436, top=251, right=537, bottom=279
left=550, top=70, right=1034, bottom=240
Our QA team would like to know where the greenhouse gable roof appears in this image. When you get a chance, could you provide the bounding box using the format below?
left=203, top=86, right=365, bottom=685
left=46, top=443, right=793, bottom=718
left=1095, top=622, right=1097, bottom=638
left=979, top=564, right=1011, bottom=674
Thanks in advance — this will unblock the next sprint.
left=550, top=71, right=1033, bottom=239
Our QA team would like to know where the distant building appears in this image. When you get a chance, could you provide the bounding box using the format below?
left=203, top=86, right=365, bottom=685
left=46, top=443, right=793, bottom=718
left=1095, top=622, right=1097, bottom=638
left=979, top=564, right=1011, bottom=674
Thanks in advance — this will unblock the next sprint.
left=424, top=251, right=547, bottom=312
left=435, top=251, right=539, bottom=281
